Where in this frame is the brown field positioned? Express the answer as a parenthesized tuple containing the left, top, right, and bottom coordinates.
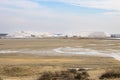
(1, 38, 120, 50)
(0, 38, 120, 80)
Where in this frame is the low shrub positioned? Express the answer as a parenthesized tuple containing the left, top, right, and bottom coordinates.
(99, 67, 120, 79)
(37, 70, 90, 80)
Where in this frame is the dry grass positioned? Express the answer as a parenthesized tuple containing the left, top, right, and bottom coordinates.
(0, 77, 2, 80)
(0, 56, 119, 80)
(0, 65, 65, 77)
(0, 56, 119, 68)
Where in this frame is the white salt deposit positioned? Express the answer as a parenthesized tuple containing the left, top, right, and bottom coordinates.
(0, 47, 120, 61)
(0, 50, 19, 53)
(53, 47, 120, 61)
(53, 47, 110, 57)
(88, 44, 97, 46)
(0, 49, 54, 54)
(110, 53, 120, 61)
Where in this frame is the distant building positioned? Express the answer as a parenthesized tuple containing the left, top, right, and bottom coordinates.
(111, 34, 120, 38)
(66, 32, 110, 38)
(88, 32, 110, 38)
(6, 31, 65, 38)
(52, 34, 65, 38)
(0, 34, 8, 38)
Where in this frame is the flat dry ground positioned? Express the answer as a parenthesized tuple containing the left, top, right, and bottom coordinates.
(0, 38, 120, 80)
(0, 38, 120, 50)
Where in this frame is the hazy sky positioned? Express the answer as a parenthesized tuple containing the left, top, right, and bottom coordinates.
(0, 0, 120, 33)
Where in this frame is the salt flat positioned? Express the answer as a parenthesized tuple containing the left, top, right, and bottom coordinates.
(0, 38, 120, 80)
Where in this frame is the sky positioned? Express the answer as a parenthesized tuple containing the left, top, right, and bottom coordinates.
(0, 0, 120, 34)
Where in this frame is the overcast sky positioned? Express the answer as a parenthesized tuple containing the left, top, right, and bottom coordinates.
(0, 0, 120, 34)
